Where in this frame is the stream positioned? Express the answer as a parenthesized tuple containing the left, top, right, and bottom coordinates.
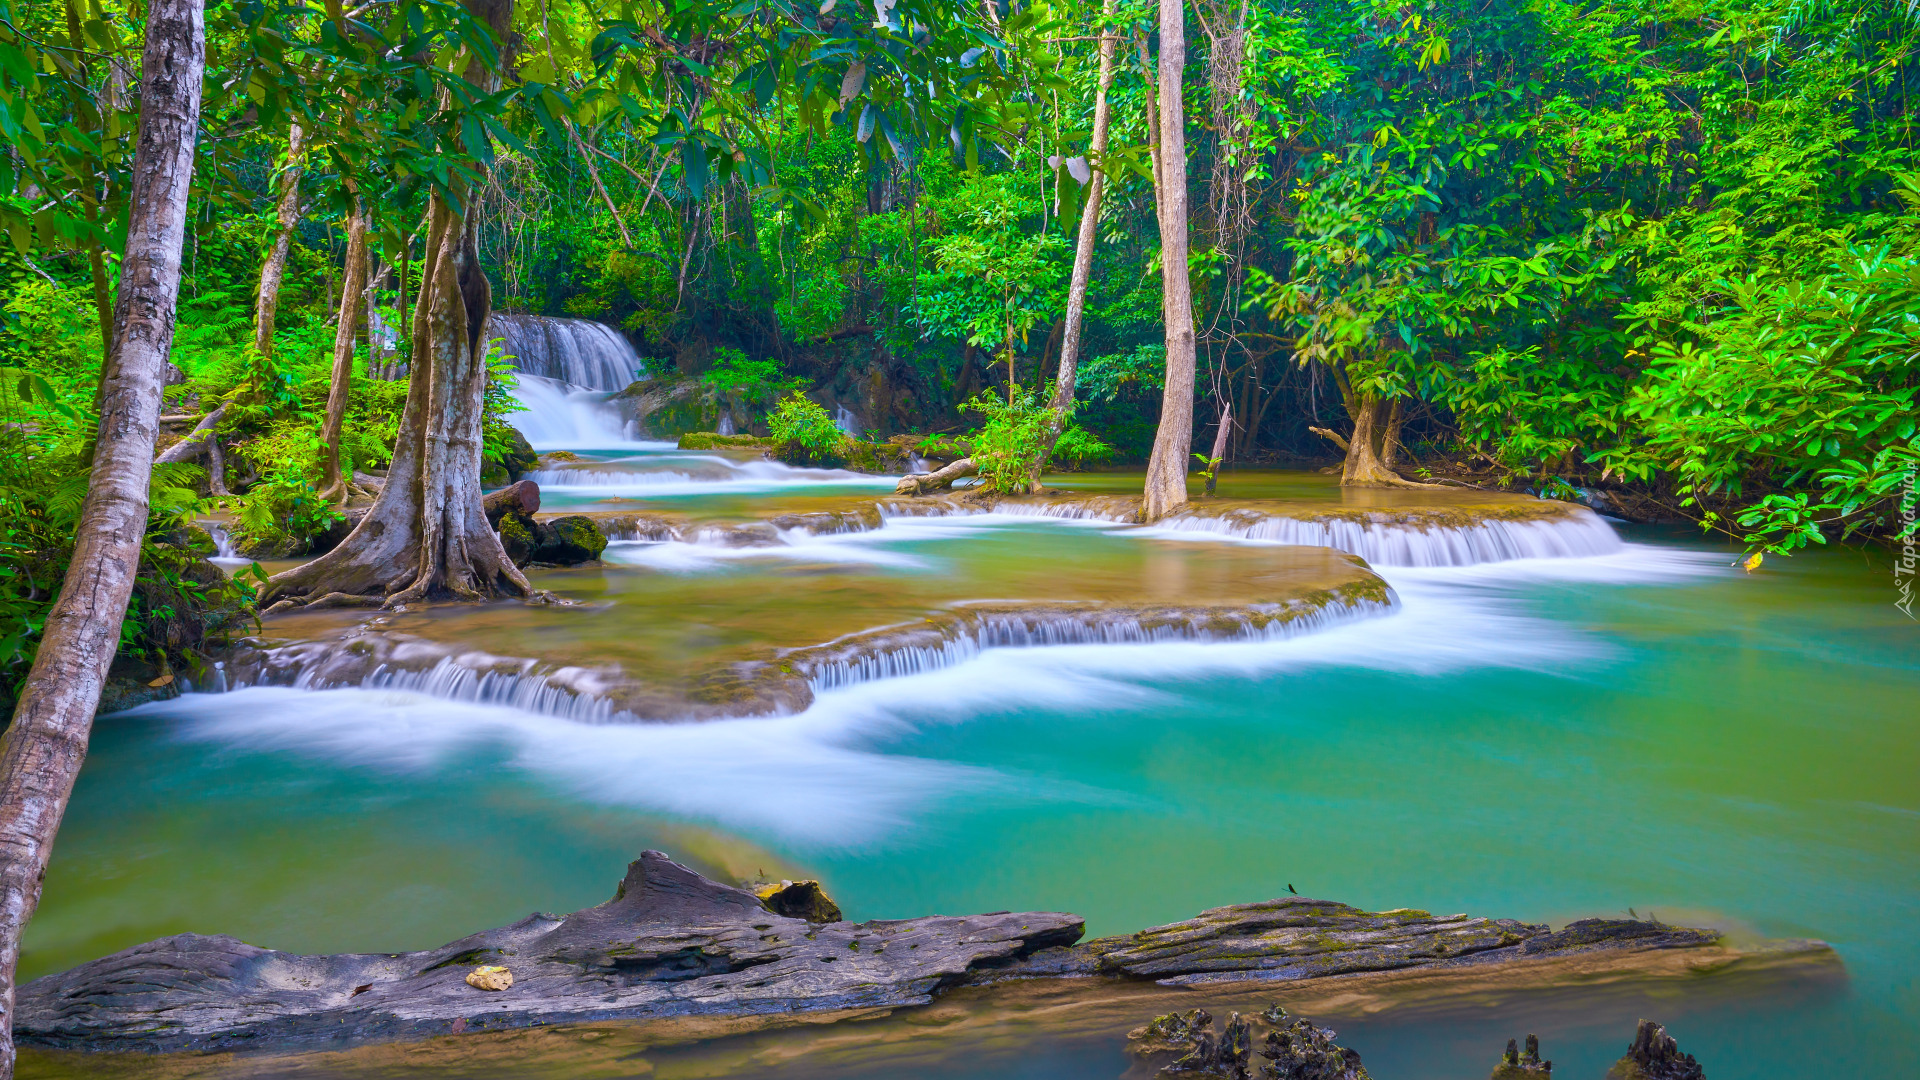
(19, 379, 1920, 1078)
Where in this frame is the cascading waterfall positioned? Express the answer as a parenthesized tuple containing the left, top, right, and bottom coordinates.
(804, 599, 1395, 692)
(351, 659, 634, 724)
(508, 374, 637, 447)
(487, 313, 642, 391)
(1145, 507, 1626, 567)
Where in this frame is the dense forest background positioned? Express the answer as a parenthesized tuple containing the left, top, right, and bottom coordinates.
(3, 0, 1919, 700)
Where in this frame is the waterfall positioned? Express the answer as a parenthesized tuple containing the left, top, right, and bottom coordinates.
(1145, 507, 1626, 567)
(718, 412, 736, 436)
(802, 598, 1395, 692)
(487, 313, 642, 391)
(508, 374, 637, 447)
(833, 403, 860, 435)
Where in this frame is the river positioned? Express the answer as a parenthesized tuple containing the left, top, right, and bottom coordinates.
(18, 393, 1920, 1079)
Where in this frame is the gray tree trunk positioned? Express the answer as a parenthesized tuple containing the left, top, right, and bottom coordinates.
(1030, 0, 1118, 491)
(253, 122, 305, 357)
(319, 201, 369, 502)
(0, 0, 204, 1070)
(264, 0, 532, 609)
(1142, 0, 1196, 521)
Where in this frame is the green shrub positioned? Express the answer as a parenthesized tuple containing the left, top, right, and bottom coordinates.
(962, 390, 1054, 494)
(1052, 423, 1114, 471)
(767, 392, 846, 465)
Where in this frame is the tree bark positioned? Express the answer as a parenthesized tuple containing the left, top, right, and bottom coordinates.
(0, 0, 204, 1069)
(63, 0, 115, 349)
(895, 457, 977, 494)
(1202, 401, 1230, 496)
(254, 122, 305, 357)
(1142, 0, 1196, 521)
(319, 201, 370, 502)
(153, 404, 225, 464)
(264, 0, 533, 610)
(1030, 0, 1118, 492)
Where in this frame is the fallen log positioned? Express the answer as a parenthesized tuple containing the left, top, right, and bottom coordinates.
(16, 851, 1820, 1056)
(895, 456, 976, 495)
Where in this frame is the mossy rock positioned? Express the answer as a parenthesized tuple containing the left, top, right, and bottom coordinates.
(485, 425, 538, 483)
(680, 432, 774, 451)
(532, 515, 609, 565)
(772, 437, 909, 473)
(499, 513, 538, 566)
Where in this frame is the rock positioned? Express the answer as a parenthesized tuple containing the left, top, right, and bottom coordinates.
(17, 851, 1084, 1053)
(498, 512, 538, 566)
(1071, 899, 1719, 987)
(531, 515, 608, 565)
(486, 426, 537, 483)
(484, 479, 542, 525)
(755, 880, 842, 924)
(1606, 1020, 1704, 1080)
(679, 432, 773, 450)
(1259, 1007, 1370, 1080)
(1131, 1006, 1364, 1080)
(464, 965, 512, 991)
(1490, 1033, 1552, 1078)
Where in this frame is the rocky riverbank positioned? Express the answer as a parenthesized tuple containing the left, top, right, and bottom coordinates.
(18, 852, 1829, 1057)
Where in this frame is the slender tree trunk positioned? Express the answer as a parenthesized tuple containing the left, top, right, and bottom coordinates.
(0, 0, 203, 1069)
(254, 122, 305, 357)
(319, 201, 369, 502)
(1203, 401, 1230, 496)
(64, 0, 116, 348)
(1030, 0, 1118, 491)
(264, 0, 533, 609)
(1142, 0, 1197, 521)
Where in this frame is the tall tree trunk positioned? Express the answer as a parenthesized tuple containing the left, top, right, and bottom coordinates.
(264, 0, 533, 610)
(1029, 0, 1118, 491)
(1142, 0, 1196, 521)
(64, 0, 115, 348)
(0, 0, 204, 1069)
(319, 200, 369, 502)
(254, 122, 305, 357)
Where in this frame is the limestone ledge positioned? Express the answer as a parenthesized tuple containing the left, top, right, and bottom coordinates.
(17, 852, 1835, 1056)
(226, 567, 1393, 723)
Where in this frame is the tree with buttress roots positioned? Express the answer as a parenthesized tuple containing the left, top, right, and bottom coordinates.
(264, 0, 539, 611)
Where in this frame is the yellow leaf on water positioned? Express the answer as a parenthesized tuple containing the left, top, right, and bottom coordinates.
(147, 674, 174, 688)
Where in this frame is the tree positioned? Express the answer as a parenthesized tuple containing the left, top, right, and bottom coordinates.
(1031, 0, 1120, 489)
(263, 0, 538, 609)
(0, 0, 205, 1068)
(1142, 0, 1196, 520)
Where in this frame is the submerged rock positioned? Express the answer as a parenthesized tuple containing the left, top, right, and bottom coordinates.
(1606, 1020, 1704, 1080)
(1490, 1033, 1552, 1077)
(18, 851, 1084, 1054)
(1260, 1007, 1370, 1080)
(1130, 1005, 1366, 1080)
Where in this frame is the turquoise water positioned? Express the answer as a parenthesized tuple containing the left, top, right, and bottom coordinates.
(18, 476, 1920, 1077)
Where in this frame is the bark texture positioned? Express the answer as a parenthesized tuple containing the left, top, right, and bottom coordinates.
(319, 202, 369, 502)
(265, 0, 531, 609)
(0, 0, 204, 1071)
(253, 124, 305, 357)
(1142, 0, 1197, 521)
(1030, 0, 1118, 491)
(152, 404, 225, 465)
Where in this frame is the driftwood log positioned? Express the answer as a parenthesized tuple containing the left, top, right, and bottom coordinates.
(17, 851, 1765, 1056)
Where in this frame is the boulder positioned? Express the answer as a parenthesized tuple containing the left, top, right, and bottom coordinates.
(531, 515, 608, 565)
(483, 426, 538, 486)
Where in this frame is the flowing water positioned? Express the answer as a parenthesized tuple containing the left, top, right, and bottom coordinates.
(19, 397, 1920, 1079)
